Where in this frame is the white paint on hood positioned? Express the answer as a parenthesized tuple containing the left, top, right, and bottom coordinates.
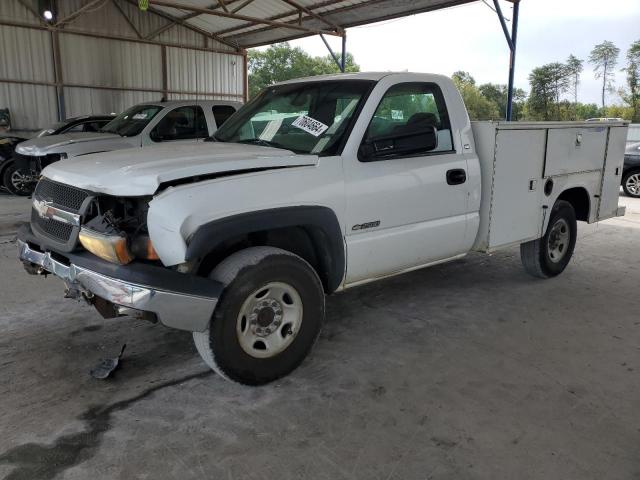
(15, 132, 122, 155)
(42, 142, 318, 196)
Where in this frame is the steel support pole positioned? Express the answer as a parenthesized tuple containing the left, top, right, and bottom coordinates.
(51, 30, 66, 121)
(506, 0, 520, 121)
(340, 33, 346, 73)
(319, 33, 342, 71)
(493, 0, 519, 121)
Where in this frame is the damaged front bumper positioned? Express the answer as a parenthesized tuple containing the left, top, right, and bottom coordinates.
(17, 224, 221, 332)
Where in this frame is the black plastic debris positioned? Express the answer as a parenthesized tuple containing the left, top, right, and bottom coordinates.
(90, 344, 127, 379)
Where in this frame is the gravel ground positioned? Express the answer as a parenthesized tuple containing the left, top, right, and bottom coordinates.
(0, 192, 638, 480)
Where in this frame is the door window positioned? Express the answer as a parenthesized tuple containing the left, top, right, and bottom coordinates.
(151, 106, 208, 142)
(212, 105, 236, 128)
(363, 82, 454, 159)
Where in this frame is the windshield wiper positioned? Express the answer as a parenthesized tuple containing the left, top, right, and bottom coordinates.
(237, 138, 283, 148)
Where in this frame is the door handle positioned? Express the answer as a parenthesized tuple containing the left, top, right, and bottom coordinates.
(446, 169, 467, 185)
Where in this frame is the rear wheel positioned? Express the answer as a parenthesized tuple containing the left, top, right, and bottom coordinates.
(622, 170, 640, 198)
(193, 246, 325, 385)
(2, 161, 35, 196)
(520, 200, 577, 279)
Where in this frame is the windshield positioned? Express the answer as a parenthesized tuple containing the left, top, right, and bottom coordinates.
(35, 121, 67, 138)
(101, 105, 163, 137)
(214, 80, 374, 155)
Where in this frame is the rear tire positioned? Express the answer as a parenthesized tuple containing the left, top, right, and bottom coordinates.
(193, 246, 325, 385)
(622, 170, 640, 198)
(520, 200, 577, 279)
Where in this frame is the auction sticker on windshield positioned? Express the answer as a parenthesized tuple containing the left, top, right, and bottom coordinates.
(292, 115, 329, 137)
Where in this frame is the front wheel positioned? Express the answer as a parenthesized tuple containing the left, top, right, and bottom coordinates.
(520, 200, 577, 279)
(193, 247, 325, 385)
(2, 161, 36, 196)
(622, 170, 640, 198)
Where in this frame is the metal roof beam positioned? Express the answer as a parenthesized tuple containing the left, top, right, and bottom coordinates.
(212, 0, 346, 37)
(147, 0, 341, 37)
(231, 0, 256, 14)
(279, 0, 343, 33)
(123, 0, 241, 50)
(15, 0, 48, 25)
(54, 0, 108, 27)
(112, 0, 143, 38)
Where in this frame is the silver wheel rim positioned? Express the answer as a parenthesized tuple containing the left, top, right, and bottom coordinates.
(547, 218, 570, 263)
(10, 169, 35, 193)
(236, 282, 303, 359)
(626, 173, 640, 196)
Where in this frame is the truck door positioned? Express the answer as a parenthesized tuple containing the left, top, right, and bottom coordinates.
(343, 81, 471, 285)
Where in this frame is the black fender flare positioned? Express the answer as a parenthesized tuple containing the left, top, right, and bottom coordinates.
(185, 206, 345, 293)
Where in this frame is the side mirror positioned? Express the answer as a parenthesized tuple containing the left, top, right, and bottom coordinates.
(359, 125, 438, 161)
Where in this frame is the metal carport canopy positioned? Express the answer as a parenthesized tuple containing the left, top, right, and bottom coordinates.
(146, 0, 520, 119)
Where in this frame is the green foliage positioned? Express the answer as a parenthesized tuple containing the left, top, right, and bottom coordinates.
(247, 43, 359, 98)
(620, 40, 640, 122)
(589, 40, 621, 108)
(527, 66, 555, 120)
(478, 83, 526, 120)
(452, 72, 500, 120)
(452, 71, 476, 87)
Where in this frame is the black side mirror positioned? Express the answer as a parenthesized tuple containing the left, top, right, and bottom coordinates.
(359, 124, 438, 161)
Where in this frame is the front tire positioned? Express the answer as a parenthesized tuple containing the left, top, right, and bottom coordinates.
(622, 170, 640, 198)
(520, 200, 577, 279)
(193, 247, 325, 385)
(2, 161, 35, 196)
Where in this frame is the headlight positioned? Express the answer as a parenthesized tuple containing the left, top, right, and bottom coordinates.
(79, 227, 133, 265)
(131, 234, 159, 261)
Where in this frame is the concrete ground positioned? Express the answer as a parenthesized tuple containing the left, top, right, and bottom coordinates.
(0, 192, 638, 480)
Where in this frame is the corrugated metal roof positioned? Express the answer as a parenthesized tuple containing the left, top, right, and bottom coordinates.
(147, 0, 478, 48)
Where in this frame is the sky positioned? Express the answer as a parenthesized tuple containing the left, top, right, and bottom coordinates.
(284, 0, 640, 106)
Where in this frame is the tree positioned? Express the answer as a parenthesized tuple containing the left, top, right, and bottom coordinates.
(589, 40, 620, 110)
(620, 40, 640, 122)
(247, 43, 359, 98)
(548, 62, 571, 117)
(528, 65, 557, 120)
(452, 71, 476, 87)
(478, 83, 526, 120)
(566, 54, 584, 119)
(451, 72, 500, 120)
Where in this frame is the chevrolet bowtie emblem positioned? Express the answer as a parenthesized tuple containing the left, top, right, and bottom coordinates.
(33, 198, 55, 220)
(32, 198, 81, 226)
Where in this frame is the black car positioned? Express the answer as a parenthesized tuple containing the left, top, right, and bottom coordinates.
(0, 114, 115, 195)
(622, 142, 640, 198)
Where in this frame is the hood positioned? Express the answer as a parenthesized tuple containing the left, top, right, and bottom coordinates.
(626, 142, 640, 155)
(15, 132, 125, 156)
(42, 142, 318, 196)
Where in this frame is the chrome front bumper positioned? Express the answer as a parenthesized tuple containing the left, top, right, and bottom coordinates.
(18, 239, 219, 332)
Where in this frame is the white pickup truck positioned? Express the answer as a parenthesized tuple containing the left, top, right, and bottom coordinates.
(17, 72, 627, 385)
(13, 100, 241, 186)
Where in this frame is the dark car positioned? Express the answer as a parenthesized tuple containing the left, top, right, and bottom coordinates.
(1, 114, 115, 195)
(622, 142, 640, 198)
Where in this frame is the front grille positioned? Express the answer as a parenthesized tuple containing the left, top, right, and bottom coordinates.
(34, 178, 89, 211)
(31, 209, 73, 243)
(31, 178, 91, 249)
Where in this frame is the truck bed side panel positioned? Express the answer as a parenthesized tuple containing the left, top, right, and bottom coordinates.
(598, 126, 627, 220)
